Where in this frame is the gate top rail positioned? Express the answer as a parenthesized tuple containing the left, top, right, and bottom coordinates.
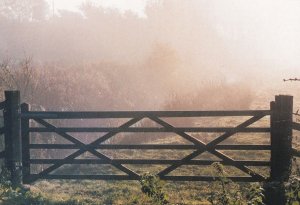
(21, 110, 271, 119)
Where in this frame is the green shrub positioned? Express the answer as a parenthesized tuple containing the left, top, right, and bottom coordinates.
(285, 157, 300, 205)
(208, 162, 265, 205)
(140, 173, 169, 205)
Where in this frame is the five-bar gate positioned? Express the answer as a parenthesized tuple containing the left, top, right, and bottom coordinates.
(0, 91, 298, 188)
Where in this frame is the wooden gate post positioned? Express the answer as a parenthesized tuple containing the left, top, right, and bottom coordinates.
(3, 91, 22, 187)
(270, 95, 293, 181)
(265, 95, 293, 205)
(21, 103, 30, 184)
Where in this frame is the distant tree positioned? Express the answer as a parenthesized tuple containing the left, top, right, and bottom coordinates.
(283, 78, 300, 82)
(0, 0, 49, 22)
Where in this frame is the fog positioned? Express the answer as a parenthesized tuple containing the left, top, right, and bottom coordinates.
(0, 0, 300, 110)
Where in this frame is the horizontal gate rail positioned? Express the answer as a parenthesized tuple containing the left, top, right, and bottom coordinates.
(28, 127, 270, 133)
(28, 174, 264, 182)
(29, 159, 270, 166)
(30, 174, 140, 180)
(160, 175, 264, 182)
(292, 122, 300, 131)
(292, 148, 300, 157)
(29, 144, 271, 150)
(21, 110, 271, 119)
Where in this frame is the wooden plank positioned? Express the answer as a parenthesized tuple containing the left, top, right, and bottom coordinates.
(0, 101, 5, 110)
(21, 103, 31, 184)
(29, 174, 264, 182)
(21, 110, 271, 119)
(216, 144, 271, 150)
(29, 159, 270, 166)
(29, 174, 140, 181)
(29, 144, 271, 150)
(160, 176, 265, 182)
(292, 148, 300, 157)
(292, 122, 300, 131)
(28, 127, 270, 133)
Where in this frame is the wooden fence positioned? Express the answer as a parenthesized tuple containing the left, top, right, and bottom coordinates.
(0, 91, 299, 202)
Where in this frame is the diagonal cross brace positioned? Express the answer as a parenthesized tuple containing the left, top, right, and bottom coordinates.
(34, 119, 139, 175)
(149, 115, 267, 181)
(29, 117, 143, 182)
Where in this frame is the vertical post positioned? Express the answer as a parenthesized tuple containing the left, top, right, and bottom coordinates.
(3, 91, 22, 187)
(270, 95, 293, 181)
(21, 103, 30, 184)
(265, 95, 293, 205)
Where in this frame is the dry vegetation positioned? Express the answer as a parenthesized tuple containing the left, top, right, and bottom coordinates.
(0, 55, 255, 112)
(0, 58, 268, 205)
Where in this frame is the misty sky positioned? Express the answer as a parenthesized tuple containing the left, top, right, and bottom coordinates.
(50, 0, 300, 73)
(210, 1, 300, 69)
(1, 0, 300, 86)
(1, 0, 300, 109)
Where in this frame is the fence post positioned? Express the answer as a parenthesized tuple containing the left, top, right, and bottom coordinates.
(265, 95, 293, 205)
(3, 91, 22, 187)
(21, 103, 30, 184)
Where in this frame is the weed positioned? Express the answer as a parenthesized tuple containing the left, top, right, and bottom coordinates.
(139, 173, 169, 205)
(208, 162, 265, 205)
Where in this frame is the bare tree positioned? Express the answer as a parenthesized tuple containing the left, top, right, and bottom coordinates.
(0, 0, 48, 22)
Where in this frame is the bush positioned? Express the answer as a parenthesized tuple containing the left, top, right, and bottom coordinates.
(208, 162, 265, 205)
(140, 173, 169, 205)
(285, 157, 300, 205)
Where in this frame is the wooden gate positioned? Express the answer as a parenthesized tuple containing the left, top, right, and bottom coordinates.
(0, 91, 298, 186)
